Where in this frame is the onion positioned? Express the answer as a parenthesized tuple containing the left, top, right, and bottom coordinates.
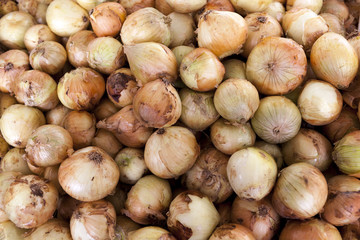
(45, 104, 71, 126)
(114, 215, 141, 239)
(122, 175, 172, 225)
(91, 129, 122, 158)
(210, 118, 256, 155)
(155, 0, 173, 14)
(165, 0, 205, 13)
(272, 162, 328, 219)
(57, 68, 105, 111)
(96, 105, 153, 148)
(172, 45, 195, 67)
(210, 224, 256, 240)
(144, 126, 200, 179)
(57, 195, 81, 222)
(0, 221, 26, 240)
(341, 219, 360, 240)
(265, 2, 285, 22)
(231, 197, 280, 240)
(194, 0, 235, 23)
(182, 148, 233, 203)
(76, 0, 114, 11)
(223, 59, 246, 80)
(168, 12, 195, 48)
(0, 171, 22, 223)
(24, 24, 59, 51)
(279, 219, 342, 240)
(0, 104, 45, 148)
(0, 134, 9, 162)
(4, 174, 58, 228)
(0, 93, 17, 117)
(298, 79, 343, 126)
(46, 0, 89, 37)
(70, 200, 116, 240)
(0, 0, 18, 17)
(197, 10, 247, 59)
(93, 98, 119, 121)
(227, 147, 277, 200)
(320, 13, 345, 36)
(321, 175, 360, 226)
(17, 0, 49, 24)
(214, 78, 259, 123)
(286, 0, 323, 14)
(66, 30, 96, 68)
(128, 226, 176, 240)
(0, 148, 31, 174)
(254, 141, 283, 170)
(105, 186, 127, 215)
(246, 37, 307, 95)
(251, 96, 302, 144)
(230, 0, 272, 14)
(217, 201, 232, 225)
(119, 0, 155, 14)
(321, 0, 349, 22)
(167, 190, 220, 240)
(310, 32, 358, 89)
(63, 111, 96, 149)
(27, 160, 45, 176)
(25, 219, 72, 240)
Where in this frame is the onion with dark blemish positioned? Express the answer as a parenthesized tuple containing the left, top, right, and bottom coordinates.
(58, 146, 120, 201)
(209, 223, 256, 240)
(0, 148, 31, 174)
(25, 219, 72, 240)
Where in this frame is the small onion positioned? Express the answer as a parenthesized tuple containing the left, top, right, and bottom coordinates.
(66, 30, 96, 68)
(0, 104, 45, 148)
(70, 200, 116, 240)
(246, 37, 307, 95)
(279, 219, 342, 240)
(231, 197, 280, 240)
(167, 190, 220, 240)
(76, 0, 114, 11)
(96, 105, 153, 148)
(165, 0, 205, 13)
(264, 2, 285, 22)
(320, 13, 345, 36)
(0, 221, 26, 240)
(119, 0, 155, 14)
(46, 0, 89, 37)
(57, 195, 81, 222)
(128, 226, 176, 240)
(286, 0, 323, 14)
(91, 129, 122, 158)
(197, 10, 247, 59)
(321, 175, 360, 226)
(251, 96, 302, 144)
(298, 79, 343, 126)
(0, 0, 18, 17)
(210, 224, 256, 240)
(272, 162, 328, 219)
(43, 165, 64, 195)
(17, 0, 48, 24)
(144, 126, 200, 179)
(194, 0, 235, 23)
(45, 104, 71, 126)
(217, 201, 232, 225)
(27, 160, 45, 176)
(155, 0, 173, 14)
(172, 45, 195, 67)
(321, 0, 349, 22)
(115, 215, 140, 239)
(0, 148, 31, 174)
(254, 141, 283, 169)
(310, 32, 358, 89)
(210, 118, 256, 155)
(0, 171, 22, 223)
(341, 219, 360, 240)
(223, 59, 246, 80)
(182, 148, 233, 203)
(4, 174, 58, 228)
(122, 175, 172, 225)
(24, 24, 59, 51)
(25, 219, 72, 240)
(0, 93, 17, 117)
(58, 146, 120, 201)
(168, 12, 195, 48)
(93, 98, 119, 121)
(105, 186, 127, 215)
(227, 147, 277, 200)
(230, 0, 272, 14)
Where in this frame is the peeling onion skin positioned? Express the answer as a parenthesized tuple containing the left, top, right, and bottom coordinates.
(24, 24, 59, 52)
(0, 171, 22, 223)
(209, 223, 256, 240)
(272, 162, 328, 220)
(4, 175, 58, 229)
(25, 219, 72, 240)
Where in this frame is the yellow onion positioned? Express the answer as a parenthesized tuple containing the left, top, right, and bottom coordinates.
(210, 118, 256, 155)
(227, 147, 277, 200)
(106, 68, 139, 108)
(91, 129, 122, 158)
(122, 175, 171, 225)
(46, 0, 89, 37)
(165, 0, 205, 13)
(114, 215, 141, 239)
(57, 195, 81, 222)
(222, 59, 246, 80)
(0, 0, 18, 17)
(66, 30, 96, 68)
(321, 0, 349, 22)
(214, 78, 259, 123)
(57, 68, 105, 111)
(17, 0, 49, 24)
(155, 0, 173, 14)
(0, 50, 29, 94)
(25, 219, 72, 240)
(217, 202, 232, 225)
(119, 0, 155, 14)
(25, 124, 73, 167)
(243, 13, 283, 57)
(97, 105, 153, 148)
(114, 148, 147, 184)
(279, 219, 342, 240)
(0, 11, 35, 49)
(0, 172, 22, 223)
(0, 93, 17, 117)
(172, 45, 195, 67)
(70, 200, 116, 240)
(246, 37, 307, 95)
(287, 0, 323, 14)
(13, 70, 59, 111)
(254, 141, 283, 169)
(0, 134, 9, 161)
(76, 0, 116, 11)
(93, 98, 119, 121)
(59, 146, 120, 201)
(320, 13, 345, 36)
(45, 104, 71, 126)
(210, 224, 256, 240)
(0, 221, 26, 240)
(298, 79, 343, 126)
(63, 111, 96, 149)
(180, 48, 225, 92)
(124, 42, 177, 85)
(121, 8, 171, 46)
(282, 128, 333, 171)
(264, 2, 285, 22)
(4, 174, 58, 228)
(105, 186, 127, 215)
(321, 175, 360, 226)
(133, 79, 181, 128)
(43, 165, 64, 195)
(182, 148, 233, 203)
(167, 190, 220, 240)
(194, 0, 235, 23)
(24, 24, 59, 51)
(0, 104, 45, 148)
(230, 0, 272, 14)
(341, 219, 360, 240)
(179, 88, 219, 131)
(0, 149, 31, 175)
(144, 126, 200, 179)
(128, 226, 175, 240)
(231, 197, 280, 240)
(168, 12, 195, 48)
(89, 2, 126, 37)
(272, 162, 328, 219)
(310, 32, 358, 89)
(251, 96, 302, 144)
(197, 10, 247, 59)
(27, 160, 45, 176)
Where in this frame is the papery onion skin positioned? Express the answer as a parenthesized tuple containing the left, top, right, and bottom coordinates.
(57, 195, 82, 222)
(25, 219, 72, 240)
(165, 0, 206, 13)
(0, 93, 17, 117)
(0, 171, 22, 223)
(91, 129, 122, 158)
(105, 186, 127, 215)
(321, 0, 349, 22)
(114, 215, 141, 239)
(0, 220, 27, 240)
(320, 13, 345, 36)
(4, 174, 58, 229)
(264, 2, 285, 22)
(341, 219, 360, 240)
(66, 30, 96, 68)
(128, 226, 176, 240)
(209, 223, 256, 240)
(119, 0, 155, 14)
(58, 146, 120, 202)
(0, 0, 18, 17)
(195, 0, 235, 23)
(254, 141, 283, 170)
(93, 98, 119, 121)
(310, 32, 358, 89)
(230, 0, 272, 14)
(168, 12, 195, 48)
(76, 0, 115, 11)
(286, 0, 323, 13)
(279, 219, 342, 240)
(155, 0, 173, 15)
(45, 104, 71, 126)
(246, 37, 307, 95)
(0, 148, 31, 174)
(222, 59, 246, 80)
(24, 24, 59, 51)
(272, 162, 328, 219)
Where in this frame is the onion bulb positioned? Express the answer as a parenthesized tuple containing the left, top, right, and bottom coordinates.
(91, 129, 122, 158)
(341, 219, 360, 240)
(230, 0, 272, 14)
(93, 98, 119, 121)
(223, 59, 246, 80)
(265, 2, 285, 22)
(167, 190, 220, 240)
(168, 12, 195, 48)
(45, 104, 71, 126)
(246, 37, 307, 95)
(128, 226, 176, 240)
(0, 134, 9, 162)
(66, 30, 96, 68)
(58, 146, 120, 201)
(0, 93, 17, 117)
(321, 0, 349, 22)
(0, 171, 22, 223)
(115, 215, 141, 239)
(272, 162, 328, 219)
(155, 0, 173, 15)
(165, 0, 205, 13)
(57, 195, 81, 222)
(172, 45, 195, 67)
(251, 96, 302, 144)
(105, 186, 127, 216)
(0, 148, 31, 174)
(114, 148, 147, 184)
(320, 13, 345, 36)
(25, 219, 72, 240)
(254, 141, 283, 170)
(24, 24, 59, 51)
(210, 224, 256, 240)
(76, 0, 114, 11)
(0, 0, 18, 17)
(0, 221, 26, 240)
(286, 0, 323, 14)
(119, 0, 155, 14)
(144, 126, 200, 179)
